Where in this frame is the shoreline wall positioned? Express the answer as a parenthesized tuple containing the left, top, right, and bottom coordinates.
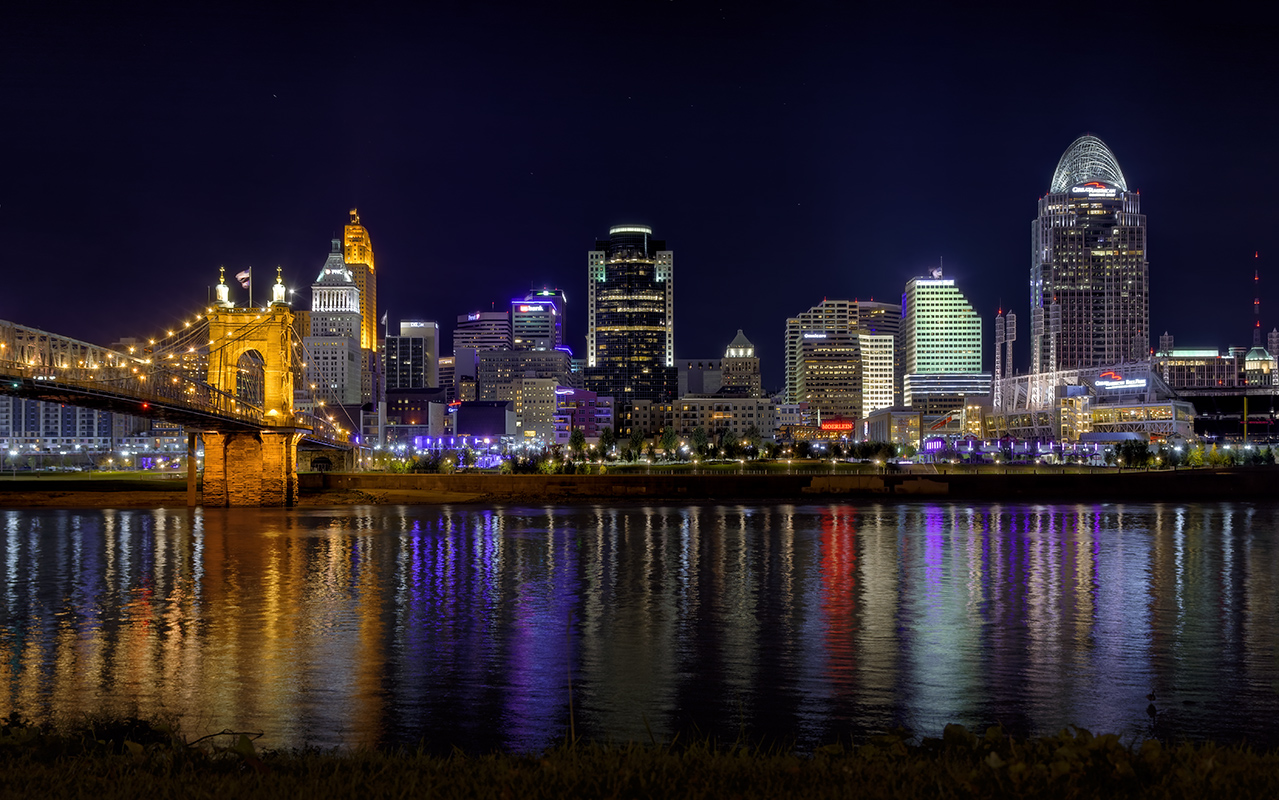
(306, 467, 1277, 503)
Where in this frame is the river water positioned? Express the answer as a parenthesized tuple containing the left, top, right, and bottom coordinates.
(2, 501, 1277, 752)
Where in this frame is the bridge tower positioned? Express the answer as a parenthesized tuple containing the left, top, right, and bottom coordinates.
(200, 271, 303, 506)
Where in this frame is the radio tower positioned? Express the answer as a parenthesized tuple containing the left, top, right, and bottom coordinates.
(1255, 251, 1262, 347)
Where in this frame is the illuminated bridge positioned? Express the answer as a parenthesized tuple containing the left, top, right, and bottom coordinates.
(1, 300, 354, 507)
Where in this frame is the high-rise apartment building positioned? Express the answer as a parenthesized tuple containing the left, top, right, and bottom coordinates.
(384, 320, 439, 390)
(1032, 135, 1148, 372)
(585, 225, 676, 402)
(454, 311, 512, 354)
(512, 289, 566, 351)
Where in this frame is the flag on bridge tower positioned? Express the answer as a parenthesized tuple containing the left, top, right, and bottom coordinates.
(235, 267, 251, 288)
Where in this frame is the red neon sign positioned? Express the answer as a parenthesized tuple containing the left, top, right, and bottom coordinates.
(1099, 370, 1122, 380)
(820, 420, 854, 431)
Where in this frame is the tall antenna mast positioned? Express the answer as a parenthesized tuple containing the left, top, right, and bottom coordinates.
(1254, 251, 1262, 347)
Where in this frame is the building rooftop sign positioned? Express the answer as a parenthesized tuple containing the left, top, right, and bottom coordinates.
(1096, 369, 1147, 390)
(1071, 181, 1118, 197)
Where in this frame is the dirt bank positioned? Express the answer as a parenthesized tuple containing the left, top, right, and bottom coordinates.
(0, 488, 485, 509)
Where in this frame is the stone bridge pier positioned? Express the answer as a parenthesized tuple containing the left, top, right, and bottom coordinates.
(202, 430, 302, 507)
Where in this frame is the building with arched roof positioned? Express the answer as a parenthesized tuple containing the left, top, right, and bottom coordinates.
(1032, 135, 1148, 376)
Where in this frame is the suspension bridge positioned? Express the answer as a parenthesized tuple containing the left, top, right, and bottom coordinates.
(1, 298, 355, 507)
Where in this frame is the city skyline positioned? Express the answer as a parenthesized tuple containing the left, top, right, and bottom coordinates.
(5, 4, 1277, 392)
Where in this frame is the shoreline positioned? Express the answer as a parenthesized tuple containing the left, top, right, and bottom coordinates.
(2, 717, 1277, 798)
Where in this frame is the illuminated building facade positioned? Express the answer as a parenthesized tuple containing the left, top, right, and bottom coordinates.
(342, 209, 382, 406)
(585, 225, 676, 402)
(1032, 135, 1148, 373)
(304, 239, 363, 407)
(797, 330, 862, 423)
(901, 272, 983, 412)
(453, 311, 512, 354)
(553, 389, 614, 444)
(671, 395, 775, 441)
(492, 376, 560, 441)
(902, 273, 981, 377)
(384, 320, 439, 390)
(988, 362, 1194, 442)
(344, 208, 376, 352)
(860, 334, 895, 419)
(785, 300, 898, 405)
(477, 348, 573, 399)
(511, 289, 566, 351)
(722, 329, 763, 397)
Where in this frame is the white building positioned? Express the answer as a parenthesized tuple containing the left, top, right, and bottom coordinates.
(860, 334, 895, 419)
(303, 239, 364, 408)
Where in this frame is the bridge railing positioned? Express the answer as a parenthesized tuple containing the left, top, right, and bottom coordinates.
(1, 318, 354, 446)
(1, 320, 263, 424)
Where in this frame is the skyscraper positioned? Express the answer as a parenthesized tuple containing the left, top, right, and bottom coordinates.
(384, 320, 439, 390)
(1032, 135, 1148, 372)
(721, 329, 762, 397)
(902, 273, 981, 376)
(901, 271, 986, 409)
(860, 334, 895, 419)
(511, 289, 566, 351)
(797, 330, 863, 422)
(454, 311, 512, 353)
(784, 300, 898, 405)
(304, 239, 363, 406)
(344, 209, 376, 352)
(585, 224, 676, 402)
(343, 209, 382, 405)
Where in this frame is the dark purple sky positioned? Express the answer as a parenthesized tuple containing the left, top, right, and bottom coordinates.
(5, 2, 1277, 391)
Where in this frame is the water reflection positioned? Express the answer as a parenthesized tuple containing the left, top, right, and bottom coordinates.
(3, 502, 1279, 752)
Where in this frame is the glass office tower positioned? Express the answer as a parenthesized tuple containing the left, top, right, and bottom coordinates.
(1032, 135, 1148, 372)
(585, 225, 676, 402)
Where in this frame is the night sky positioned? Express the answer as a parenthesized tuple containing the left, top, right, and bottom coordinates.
(6, 2, 1277, 391)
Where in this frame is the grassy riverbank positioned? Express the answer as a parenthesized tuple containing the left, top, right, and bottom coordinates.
(3, 715, 1277, 799)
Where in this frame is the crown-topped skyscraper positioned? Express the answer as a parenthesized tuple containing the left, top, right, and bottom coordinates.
(1031, 135, 1149, 373)
(342, 209, 383, 406)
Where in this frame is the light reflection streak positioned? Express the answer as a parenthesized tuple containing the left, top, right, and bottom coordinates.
(1, 503, 1279, 751)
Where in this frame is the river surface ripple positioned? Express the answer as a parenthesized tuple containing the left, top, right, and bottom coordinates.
(2, 501, 1277, 752)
